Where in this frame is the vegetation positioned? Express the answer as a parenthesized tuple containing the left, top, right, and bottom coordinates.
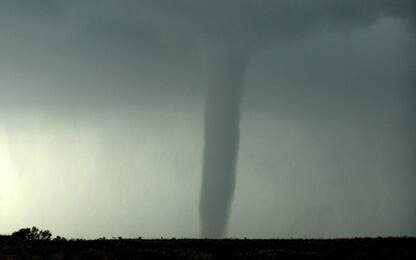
(11, 226, 52, 241)
(1, 227, 415, 259)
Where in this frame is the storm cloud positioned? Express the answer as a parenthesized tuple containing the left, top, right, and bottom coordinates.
(0, 1, 415, 238)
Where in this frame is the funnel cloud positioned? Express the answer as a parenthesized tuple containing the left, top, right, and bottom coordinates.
(200, 44, 249, 238)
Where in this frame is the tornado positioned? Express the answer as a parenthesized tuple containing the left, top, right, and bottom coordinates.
(199, 43, 250, 238)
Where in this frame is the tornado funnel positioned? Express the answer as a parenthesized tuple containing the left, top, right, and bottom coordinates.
(199, 44, 249, 238)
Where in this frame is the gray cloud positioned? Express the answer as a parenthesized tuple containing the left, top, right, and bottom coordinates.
(1, 1, 414, 111)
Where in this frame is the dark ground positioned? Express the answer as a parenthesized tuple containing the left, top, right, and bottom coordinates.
(0, 236, 415, 259)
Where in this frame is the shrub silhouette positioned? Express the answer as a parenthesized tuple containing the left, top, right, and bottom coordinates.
(12, 227, 52, 241)
(11, 228, 31, 240)
(39, 229, 52, 240)
(53, 236, 67, 241)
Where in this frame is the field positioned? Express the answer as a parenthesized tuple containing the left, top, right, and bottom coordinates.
(1, 236, 415, 259)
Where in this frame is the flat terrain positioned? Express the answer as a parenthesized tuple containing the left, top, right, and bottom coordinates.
(0, 236, 415, 259)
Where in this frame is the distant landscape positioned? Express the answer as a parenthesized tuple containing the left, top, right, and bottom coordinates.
(1, 227, 415, 259)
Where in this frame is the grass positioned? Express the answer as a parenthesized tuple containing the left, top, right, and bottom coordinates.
(1, 235, 415, 259)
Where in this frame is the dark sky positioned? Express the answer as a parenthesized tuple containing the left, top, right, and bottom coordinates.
(0, 1, 415, 238)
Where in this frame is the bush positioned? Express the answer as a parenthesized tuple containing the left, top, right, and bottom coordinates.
(39, 229, 52, 240)
(11, 228, 31, 240)
(12, 227, 52, 241)
(53, 236, 67, 241)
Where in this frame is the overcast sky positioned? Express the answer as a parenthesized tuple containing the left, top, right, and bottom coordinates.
(0, 1, 415, 238)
